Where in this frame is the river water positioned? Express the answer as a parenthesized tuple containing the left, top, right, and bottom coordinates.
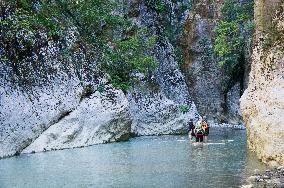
(0, 128, 265, 188)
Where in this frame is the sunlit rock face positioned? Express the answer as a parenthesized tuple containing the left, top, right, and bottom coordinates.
(181, 0, 244, 124)
(0, 75, 81, 158)
(126, 0, 199, 136)
(0, 6, 131, 157)
(240, 0, 284, 166)
(0, 34, 132, 157)
(22, 88, 131, 154)
(1, 77, 131, 157)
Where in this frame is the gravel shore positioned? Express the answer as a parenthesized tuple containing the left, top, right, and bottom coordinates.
(242, 166, 284, 188)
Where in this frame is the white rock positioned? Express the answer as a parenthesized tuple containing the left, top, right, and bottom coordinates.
(22, 88, 131, 153)
(240, 25, 284, 166)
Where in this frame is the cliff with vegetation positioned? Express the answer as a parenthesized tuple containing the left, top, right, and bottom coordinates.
(0, 0, 198, 158)
(1, 0, 283, 164)
(126, 0, 199, 136)
(0, 0, 137, 157)
(180, 0, 254, 124)
(240, 0, 284, 166)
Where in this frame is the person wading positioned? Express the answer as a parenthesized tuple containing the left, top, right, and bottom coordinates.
(194, 120, 204, 144)
(202, 117, 209, 142)
(188, 119, 195, 141)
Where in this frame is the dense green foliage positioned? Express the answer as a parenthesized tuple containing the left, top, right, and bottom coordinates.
(145, 0, 191, 65)
(103, 33, 158, 91)
(145, 0, 166, 13)
(214, 0, 254, 66)
(0, 0, 157, 91)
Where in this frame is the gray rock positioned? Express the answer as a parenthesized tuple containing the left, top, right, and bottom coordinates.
(181, 0, 244, 124)
(22, 88, 131, 153)
(0, 7, 131, 157)
(0, 76, 83, 158)
(240, 0, 284, 166)
(246, 166, 284, 188)
(126, 1, 199, 135)
(248, 175, 258, 183)
(263, 175, 271, 180)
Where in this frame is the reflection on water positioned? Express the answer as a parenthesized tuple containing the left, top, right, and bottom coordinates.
(0, 129, 265, 188)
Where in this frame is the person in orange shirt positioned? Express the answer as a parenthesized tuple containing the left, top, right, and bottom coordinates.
(201, 117, 209, 142)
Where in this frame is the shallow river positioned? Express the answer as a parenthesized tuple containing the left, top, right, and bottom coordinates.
(0, 128, 266, 188)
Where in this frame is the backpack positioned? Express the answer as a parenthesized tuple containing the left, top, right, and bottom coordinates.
(195, 127, 204, 137)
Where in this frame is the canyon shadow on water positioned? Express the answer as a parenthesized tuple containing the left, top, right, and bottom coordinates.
(0, 128, 265, 188)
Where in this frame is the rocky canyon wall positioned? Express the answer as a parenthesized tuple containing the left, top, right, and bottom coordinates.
(0, 20, 132, 158)
(0, 0, 199, 158)
(0, 3, 134, 158)
(180, 0, 244, 124)
(1, 0, 266, 159)
(126, 0, 199, 136)
(240, 0, 284, 166)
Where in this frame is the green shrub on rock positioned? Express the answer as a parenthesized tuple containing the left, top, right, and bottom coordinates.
(214, 0, 254, 67)
(0, 0, 157, 91)
(213, 0, 254, 92)
(179, 104, 190, 114)
(102, 33, 158, 91)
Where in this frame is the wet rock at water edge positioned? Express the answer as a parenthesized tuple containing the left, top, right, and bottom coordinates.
(21, 88, 132, 154)
(246, 166, 284, 188)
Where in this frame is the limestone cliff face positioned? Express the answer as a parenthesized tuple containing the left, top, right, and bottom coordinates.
(128, 40, 198, 136)
(240, 0, 284, 166)
(0, 1, 198, 158)
(126, 0, 199, 135)
(0, 59, 132, 158)
(0, 5, 131, 158)
(22, 88, 131, 154)
(181, 0, 243, 123)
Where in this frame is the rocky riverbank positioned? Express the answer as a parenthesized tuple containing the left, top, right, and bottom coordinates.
(242, 166, 284, 188)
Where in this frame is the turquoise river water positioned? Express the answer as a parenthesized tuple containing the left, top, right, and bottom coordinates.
(0, 128, 266, 188)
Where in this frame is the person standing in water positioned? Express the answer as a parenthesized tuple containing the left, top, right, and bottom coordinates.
(194, 120, 204, 144)
(202, 116, 209, 142)
(188, 119, 195, 141)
